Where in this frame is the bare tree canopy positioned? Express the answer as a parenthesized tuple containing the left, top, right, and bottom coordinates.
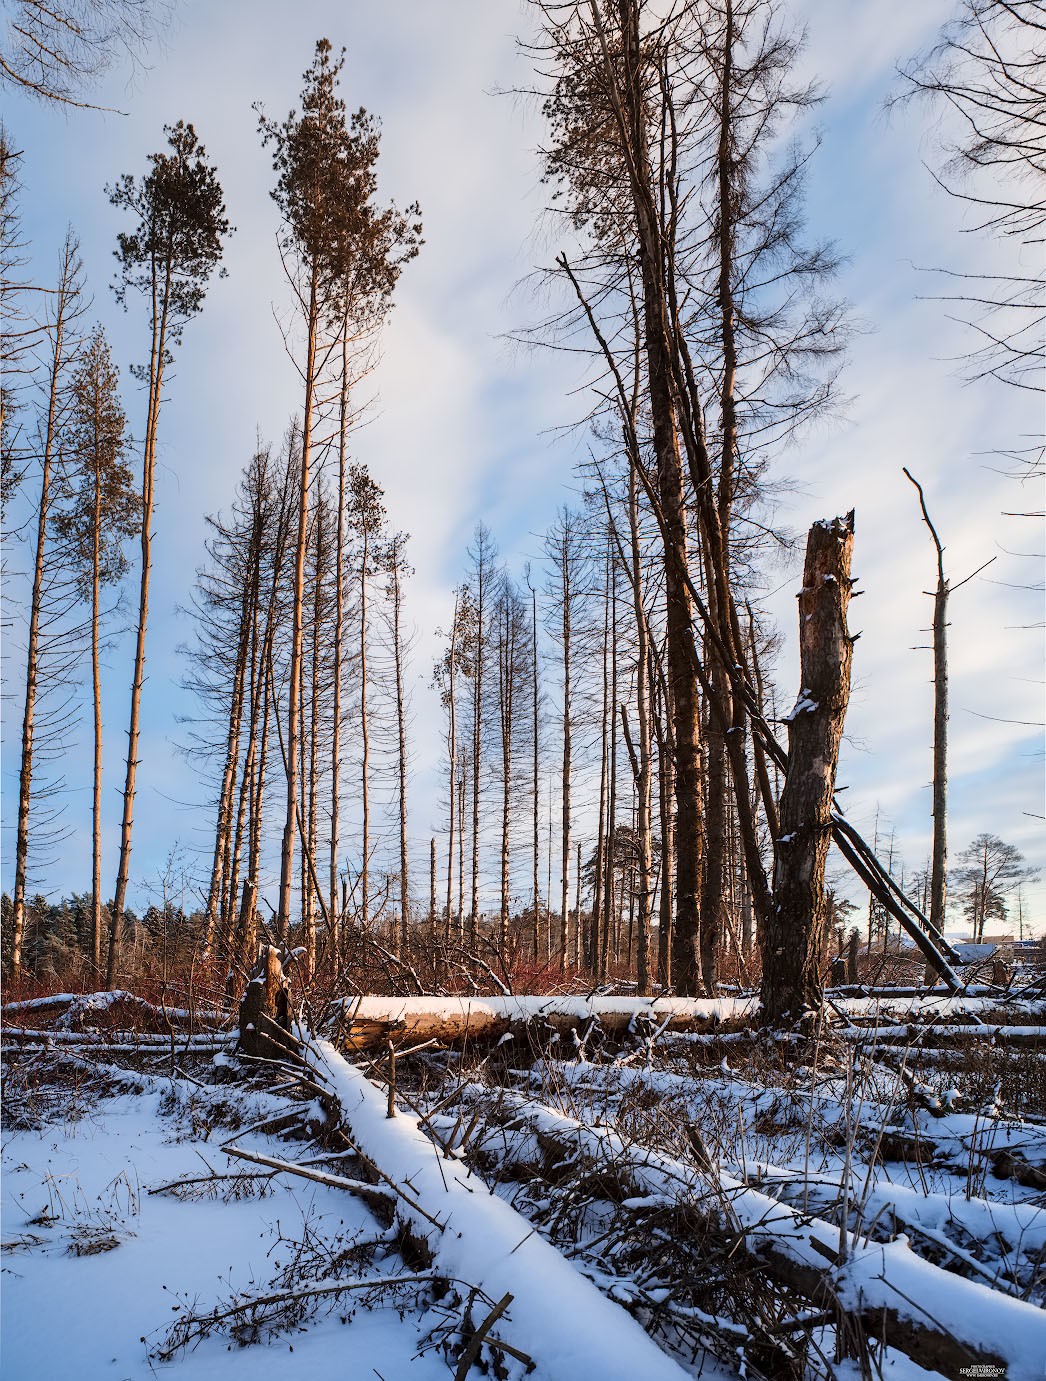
(898, 0, 1046, 393)
(1, 0, 166, 108)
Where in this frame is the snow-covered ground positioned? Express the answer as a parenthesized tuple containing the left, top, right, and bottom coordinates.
(3, 1000, 1045, 1380)
(1, 1082, 448, 1381)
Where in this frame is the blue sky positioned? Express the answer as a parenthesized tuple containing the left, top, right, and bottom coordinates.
(3, 0, 1043, 931)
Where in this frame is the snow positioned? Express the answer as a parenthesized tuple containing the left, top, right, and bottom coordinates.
(496, 1092, 1046, 1381)
(314, 1037, 713, 1381)
(5, 1000, 1044, 1380)
(0, 1087, 448, 1381)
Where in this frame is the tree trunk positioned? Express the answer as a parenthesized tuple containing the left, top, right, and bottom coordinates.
(530, 581, 540, 958)
(574, 841, 582, 969)
(277, 268, 319, 941)
(761, 513, 856, 1025)
(226, 525, 263, 969)
(11, 250, 76, 979)
(651, 653, 675, 989)
(497, 597, 515, 957)
(203, 577, 252, 955)
(429, 837, 438, 945)
(305, 504, 325, 977)
(559, 535, 572, 974)
(590, 549, 611, 973)
(457, 765, 466, 941)
(238, 945, 298, 1063)
(360, 520, 371, 933)
(625, 463, 653, 994)
(601, 0, 704, 996)
(445, 592, 459, 943)
(469, 558, 487, 949)
(109, 263, 172, 986)
(331, 326, 350, 932)
(90, 459, 103, 973)
(600, 570, 618, 982)
(904, 469, 950, 939)
(392, 547, 410, 955)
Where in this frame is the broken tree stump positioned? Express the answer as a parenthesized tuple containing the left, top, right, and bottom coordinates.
(238, 945, 300, 1063)
(761, 512, 856, 1025)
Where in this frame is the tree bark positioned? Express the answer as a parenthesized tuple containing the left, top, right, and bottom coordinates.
(429, 836, 438, 944)
(558, 530, 573, 974)
(90, 440, 103, 973)
(624, 464, 653, 994)
(360, 518, 372, 934)
(392, 543, 410, 955)
(445, 591, 459, 943)
(761, 513, 856, 1025)
(530, 580, 540, 958)
(108, 258, 172, 986)
(331, 324, 350, 933)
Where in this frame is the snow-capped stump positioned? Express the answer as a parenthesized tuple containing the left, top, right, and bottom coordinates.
(238, 945, 300, 1063)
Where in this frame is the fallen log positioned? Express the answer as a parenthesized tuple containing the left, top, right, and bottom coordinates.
(494, 1093, 1046, 1381)
(331, 994, 756, 1051)
(312, 1039, 693, 1381)
(836, 1022, 1046, 1048)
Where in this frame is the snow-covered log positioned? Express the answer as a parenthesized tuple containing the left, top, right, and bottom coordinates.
(331, 994, 755, 1050)
(312, 1039, 706, 1381)
(499, 1094, 1046, 1381)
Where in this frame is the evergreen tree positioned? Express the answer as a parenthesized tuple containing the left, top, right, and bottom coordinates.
(106, 120, 230, 986)
(54, 324, 139, 972)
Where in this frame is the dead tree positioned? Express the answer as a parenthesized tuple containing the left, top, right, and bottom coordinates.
(54, 324, 138, 973)
(546, 507, 583, 972)
(387, 532, 413, 955)
(9, 236, 83, 978)
(761, 513, 856, 1025)
(347, 463, 387, 935)
(526, 566, 541, 957)
(466, 525, 497, 946)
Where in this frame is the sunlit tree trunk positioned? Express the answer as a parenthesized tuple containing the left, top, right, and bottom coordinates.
(277, 266, 319, 940)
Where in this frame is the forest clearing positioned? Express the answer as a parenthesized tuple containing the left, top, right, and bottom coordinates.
(2, 1, 1044, 1378)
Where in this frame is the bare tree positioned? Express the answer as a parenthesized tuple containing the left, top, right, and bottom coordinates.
(492, 571, 531, 956)
(465, 523, 497, 946)
(1, 131, 43, 521)
(1, 0, 165, 108)
(9, 234, 84, 977)
(385, 531, 413, 953)
(898, 0, 1045, 394)
(525, 564, 542, 956)
(545, 507, 584, 970)
(345, 462, 387, 933)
